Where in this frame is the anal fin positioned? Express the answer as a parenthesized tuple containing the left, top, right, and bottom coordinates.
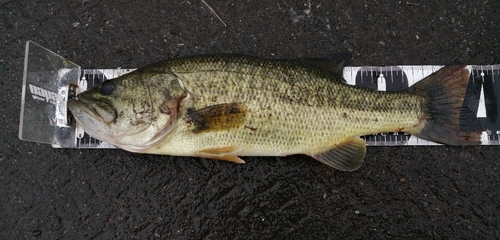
(308, 137, 366, 171)
(196, 146, 245, 164)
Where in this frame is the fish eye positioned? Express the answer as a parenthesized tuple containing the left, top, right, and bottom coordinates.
(99, 81, 115, 95)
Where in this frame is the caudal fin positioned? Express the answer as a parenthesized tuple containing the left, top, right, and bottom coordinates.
(409, 65, 481, 145)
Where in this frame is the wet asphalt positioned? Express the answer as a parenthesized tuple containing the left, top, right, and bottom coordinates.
(1, 0, 499, 239)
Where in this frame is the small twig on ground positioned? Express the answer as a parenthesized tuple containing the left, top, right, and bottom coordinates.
(201, 0, 227, 27)
(405, 2, 420, 6)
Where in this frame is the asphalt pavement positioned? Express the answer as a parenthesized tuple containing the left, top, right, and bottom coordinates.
(1, 0, 499, 238)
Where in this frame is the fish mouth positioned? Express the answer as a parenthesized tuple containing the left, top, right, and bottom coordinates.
(67, 95, 117, 124)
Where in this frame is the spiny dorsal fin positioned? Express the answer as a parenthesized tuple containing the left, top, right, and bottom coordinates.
(295, 51, 352, 78)
(308, 137, 366, 171)
(184, 102, 247, 133)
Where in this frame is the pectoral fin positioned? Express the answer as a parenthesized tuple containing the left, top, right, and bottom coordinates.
(308, 137, 366, 171)
(196, 146, 245, 163)
(185, 103, 247, 133)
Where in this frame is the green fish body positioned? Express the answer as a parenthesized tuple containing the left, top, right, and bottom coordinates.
(68, 54, 479, 171)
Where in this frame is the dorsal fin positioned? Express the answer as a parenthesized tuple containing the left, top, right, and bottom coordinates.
(295, 51, 353, 77)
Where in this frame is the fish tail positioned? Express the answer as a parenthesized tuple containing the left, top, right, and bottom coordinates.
(409, 65, 481, 145)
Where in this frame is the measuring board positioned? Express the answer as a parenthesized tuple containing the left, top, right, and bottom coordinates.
(19, 41, 500, 149)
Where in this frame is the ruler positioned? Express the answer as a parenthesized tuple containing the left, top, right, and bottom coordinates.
(19, 41, 500, 149)
(74, 65, 500, 148)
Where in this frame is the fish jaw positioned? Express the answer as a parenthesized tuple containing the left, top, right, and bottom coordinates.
(68, 94, 116, 124)
(67, 96, 119, 144)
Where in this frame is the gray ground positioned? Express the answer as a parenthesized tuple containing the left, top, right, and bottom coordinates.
(1, 0, 499, 239)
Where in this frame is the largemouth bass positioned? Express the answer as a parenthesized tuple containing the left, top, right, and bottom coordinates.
(67, 54, 480, 171)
